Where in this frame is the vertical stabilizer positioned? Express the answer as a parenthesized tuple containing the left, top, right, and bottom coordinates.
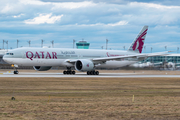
(128, 26, 148, 53)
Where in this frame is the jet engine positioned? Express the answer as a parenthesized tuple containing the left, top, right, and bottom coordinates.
(33, 66, 52, 71)
(75, 59, 94, 72)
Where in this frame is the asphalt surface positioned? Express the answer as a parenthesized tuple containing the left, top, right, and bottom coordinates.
(1, 72, 180, 78)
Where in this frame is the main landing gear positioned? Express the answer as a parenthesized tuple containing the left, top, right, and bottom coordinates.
(63, 70, 76, 75)
(87, 71, 99, 75)
(63, 67, 76, 75)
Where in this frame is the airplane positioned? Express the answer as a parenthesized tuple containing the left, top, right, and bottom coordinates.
(130, 62, 155, 68)
(3, 26, 169, 75)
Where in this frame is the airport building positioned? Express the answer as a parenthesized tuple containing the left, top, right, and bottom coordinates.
(142, 54, 180, 63)
(76, 41, 90, 49)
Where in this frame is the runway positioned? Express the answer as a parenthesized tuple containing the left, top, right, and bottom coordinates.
(1, 72, 180, 78)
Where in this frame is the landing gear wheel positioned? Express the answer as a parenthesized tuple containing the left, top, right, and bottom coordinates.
(87, 71, 90, 75)
(95, 71, 99, 75)
(87, 71, 99, 75)
(63, 69, 76, 75)
(63, 71, 67, 74)
(72, 71, 75, 75)
(90, 71, 93, 75)
(14, 71, 19, 74)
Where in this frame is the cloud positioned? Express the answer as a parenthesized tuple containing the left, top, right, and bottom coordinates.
(24, 13, 63, 24)
(1, 0, 180, 26)
(13, 14, 24, 18)
(19, 0, 96, 9)
(1, 0, 180, 52)
(52, 1, 97, 9)
(129, 2, 180, 9)
(107, 21, 128, 26)
(40, 0, 180, 6)
(1, 4, 12, 13)
(76, 21, 128, 26)
(19, 0, 48, 5)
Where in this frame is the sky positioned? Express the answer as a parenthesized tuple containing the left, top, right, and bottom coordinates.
(1, 0, 180, 53)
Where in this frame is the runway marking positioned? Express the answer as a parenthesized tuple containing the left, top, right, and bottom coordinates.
(0, 71, 14, 74)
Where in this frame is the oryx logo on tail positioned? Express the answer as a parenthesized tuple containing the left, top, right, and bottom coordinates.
(128, 26, 148, 53)
(132, 29, 147, 53)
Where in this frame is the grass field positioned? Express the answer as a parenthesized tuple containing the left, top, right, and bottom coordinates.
(0, 77, 180, 120)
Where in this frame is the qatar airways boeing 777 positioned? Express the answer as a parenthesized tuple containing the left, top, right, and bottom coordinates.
(3, 26, 168, 75)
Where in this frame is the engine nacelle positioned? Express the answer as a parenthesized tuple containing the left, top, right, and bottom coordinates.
(33, 66, 52, 71)
(75, 59, 94, 72)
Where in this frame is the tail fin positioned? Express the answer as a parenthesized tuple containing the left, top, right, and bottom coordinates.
(128, 26, 148, 53)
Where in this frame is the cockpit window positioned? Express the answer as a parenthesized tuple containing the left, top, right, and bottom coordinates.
(6, 53, 14, 55)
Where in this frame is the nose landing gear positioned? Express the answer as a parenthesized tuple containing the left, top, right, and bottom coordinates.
(11, 64, 19, 74)
(14, 70, 19, 74)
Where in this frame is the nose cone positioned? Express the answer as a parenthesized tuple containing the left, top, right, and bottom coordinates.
(3, 55, 8, 62)
(3, 55, 12, 64)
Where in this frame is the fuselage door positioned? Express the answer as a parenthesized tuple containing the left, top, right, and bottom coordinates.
(22, 52, 25, 59)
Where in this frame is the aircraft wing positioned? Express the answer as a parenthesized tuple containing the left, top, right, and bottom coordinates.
(66, 51, 169, 63)
(66, 54, 146, 63)
(145, 51, 170, 57)
(92, 51, 169, 62)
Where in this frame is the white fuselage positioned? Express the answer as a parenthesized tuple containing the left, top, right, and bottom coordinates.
(3, 47, 141, 69)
